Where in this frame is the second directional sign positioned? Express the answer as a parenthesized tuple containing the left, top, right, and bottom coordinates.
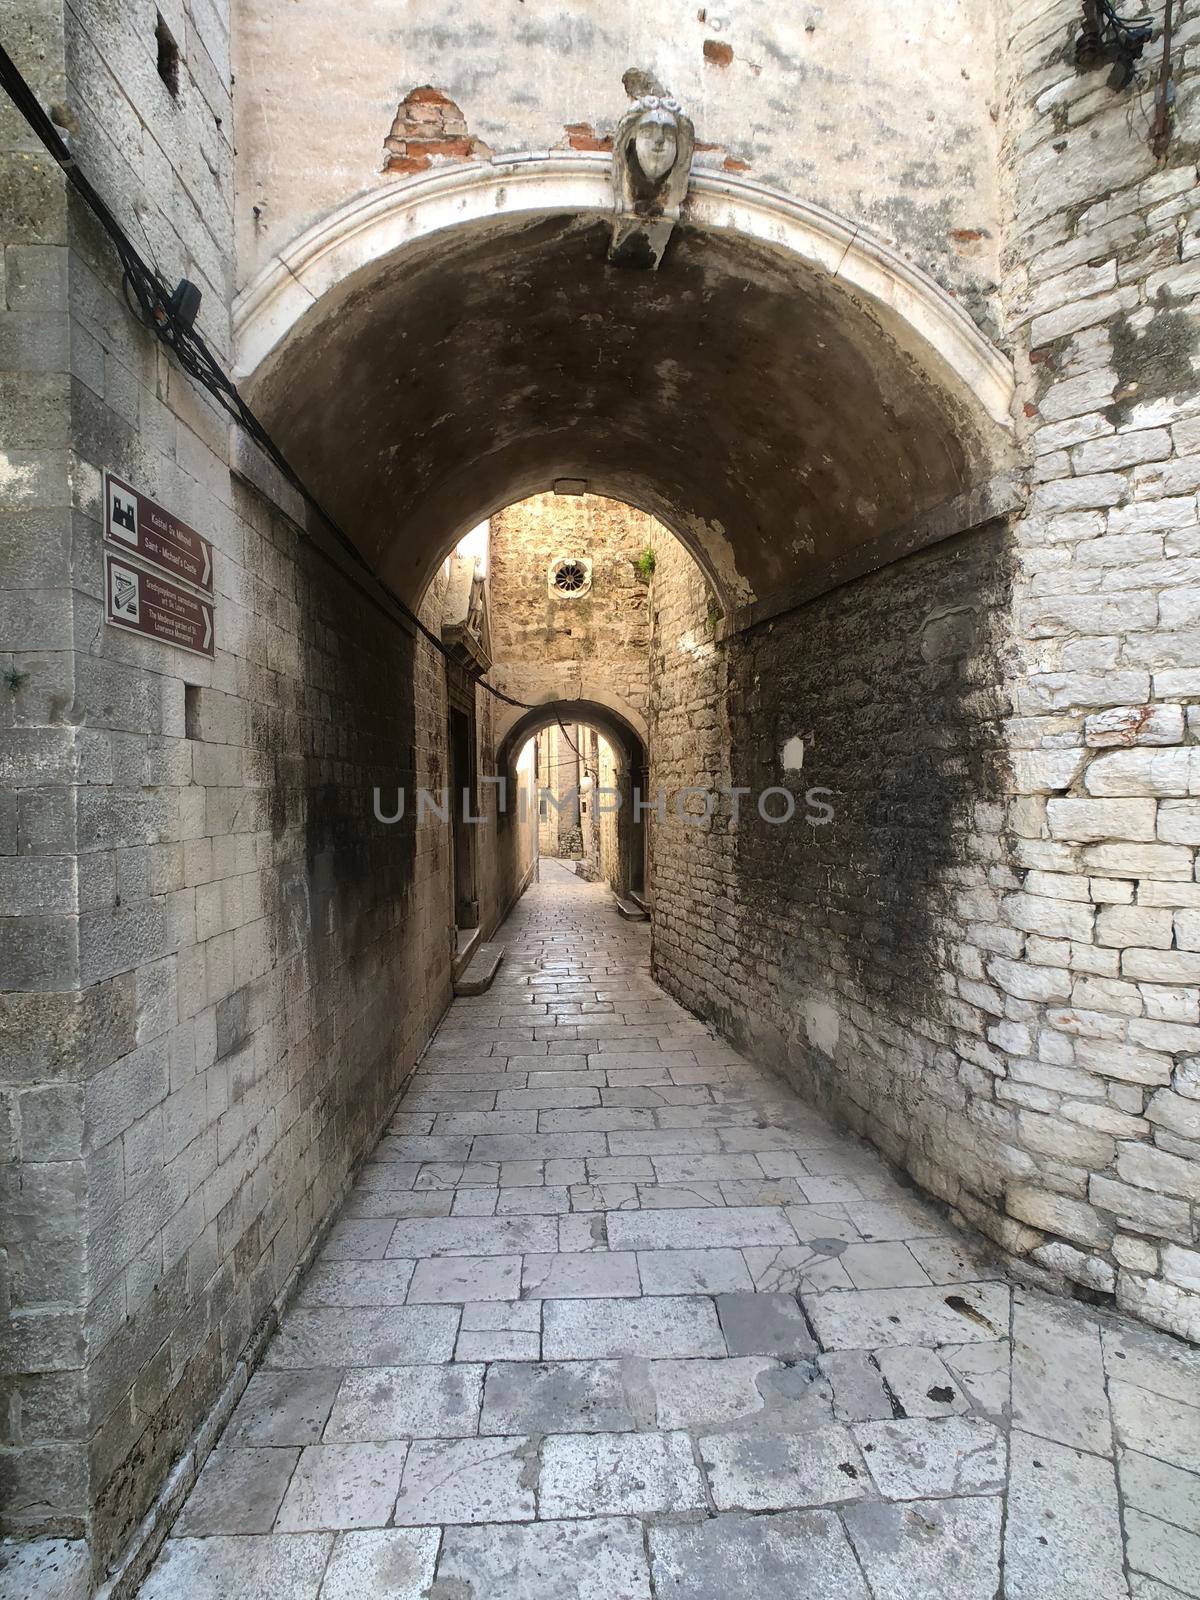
(105, 553, 215, 658)
(104, 469, 214, 595)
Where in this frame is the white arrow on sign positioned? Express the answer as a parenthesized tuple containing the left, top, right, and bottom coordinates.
(201, 543, 211, 588)
(203, 608, 212, 650)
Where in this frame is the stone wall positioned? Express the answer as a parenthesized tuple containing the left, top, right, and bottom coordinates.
(648, 518, 1016, 1278)
(487, 493, 654, 718)
(646, 0, 1200, 1344)
(991, 0, 1200, 1336)
(77, 469, 452, 1573)
(233, 0, 1003, 329)
(0, 0, 460, 1577)
(645, 530, 735, 997)
(579, 729, 600, 877)
(596, 733, 622, 893)
(2, 0, 85, 1541)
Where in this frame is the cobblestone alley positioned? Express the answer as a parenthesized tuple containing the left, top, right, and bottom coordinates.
(134, 862, 1200, 1600)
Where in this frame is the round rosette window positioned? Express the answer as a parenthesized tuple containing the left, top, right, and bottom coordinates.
(548, 556, 592, 597)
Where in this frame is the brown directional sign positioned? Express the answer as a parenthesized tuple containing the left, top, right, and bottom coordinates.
(103, 470, 214, 595)
(105, 552, 215, 659)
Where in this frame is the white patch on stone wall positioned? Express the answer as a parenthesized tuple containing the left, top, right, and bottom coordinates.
(677, 630, 715, 660)
(804, 998, 840, 1057)
(0, 453, 36, 497)
(781, 735, 805, 771)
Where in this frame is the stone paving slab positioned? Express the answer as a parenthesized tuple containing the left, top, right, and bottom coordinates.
(175, 1446, 299, 1534)
(540, 1431, 706, 1517)
(225, 1371, 342, 1446)
(138, 861, 1200, 1600)
(650, 1510, 870, 1599)
(542, 1292, 726, 1358)
(844, 1497, 1003, 1600)
(325, 1364, 483, 1441)
(0, 1541, 91, 1600)
(1005, 1429, 1128, 1600)
(392, 1436, 536, 1525)
(438, 1517, 652, 1599)
(140, 1534, 333, 1600)
(480, 1359, 636, 1434)
(700, 1425, 867, 1511)
(277, 1441, 410, 1530)
(318, 1529, 440, 1600)
(263, 1306, 458, 1367)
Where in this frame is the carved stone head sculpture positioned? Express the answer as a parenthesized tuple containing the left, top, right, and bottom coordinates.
(609, 93, 695, 269)
(632, 104, 679, 187)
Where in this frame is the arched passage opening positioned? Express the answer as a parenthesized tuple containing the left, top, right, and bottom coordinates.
(499, 697, 651, 902)
(231, 161, 1025, 1303)
(235, 159, 1014, 612)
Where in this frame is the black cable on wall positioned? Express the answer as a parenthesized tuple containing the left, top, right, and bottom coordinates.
(0, 42, 537, 710)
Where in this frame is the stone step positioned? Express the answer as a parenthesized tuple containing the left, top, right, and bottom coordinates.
(613, 894, 649, 921)
(454, 941, 505, 995)
(452, 925, 482, 984)
(629, 890, 651, 916)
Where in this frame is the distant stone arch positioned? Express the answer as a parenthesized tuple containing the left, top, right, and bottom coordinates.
(497, 696, 650, 898)
(495, 694, 648, 773)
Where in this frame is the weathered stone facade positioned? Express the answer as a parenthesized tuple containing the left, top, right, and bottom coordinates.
(644, 0, 1200, 1344)
(2, 0, 452, 1575)
(233, 0, 1004, 318)
(487, 492, 655, 721)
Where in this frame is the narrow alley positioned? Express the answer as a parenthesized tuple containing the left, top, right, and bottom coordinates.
(7, 5, 1200, 1592)
(137, 862, 1200, 1600)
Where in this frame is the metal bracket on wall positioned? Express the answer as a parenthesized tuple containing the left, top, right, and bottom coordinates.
(1075, 0, 1153, 90)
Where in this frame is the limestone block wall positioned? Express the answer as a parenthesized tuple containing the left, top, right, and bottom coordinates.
(509, 736, 538, 902)
(3, 0, 245, 1552)
(0, 0, 459, 1577)
(73, 469, 452, 1571)
(597, 734, 622, 893)
(644, 533, 734, 982)
(1, 0, 84, 1542)
(578, 728, 601, 880)
(647, 522, 1021, 1284)
(991, 0, 1200, 1337)
(648, 0, 1200, 1345)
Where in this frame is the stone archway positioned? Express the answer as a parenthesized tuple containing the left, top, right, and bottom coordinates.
(498, 697, 649, 900)
(233, 155, 1016, 611)
(495, 693, 649, 768)
(222, 153, 1047, 1351)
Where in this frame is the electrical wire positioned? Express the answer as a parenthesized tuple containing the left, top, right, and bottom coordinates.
(0, 42, 537, 710)
(553, 716, 599, 786)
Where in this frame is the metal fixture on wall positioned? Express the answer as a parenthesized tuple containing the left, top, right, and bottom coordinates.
(1149, 0, 1176, 159)
(1075, 0, 1153, 88)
